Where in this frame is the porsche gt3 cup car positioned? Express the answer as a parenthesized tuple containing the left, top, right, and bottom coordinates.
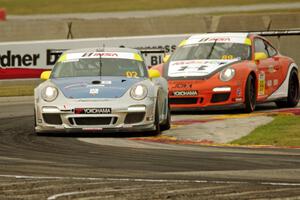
(153, 32, 300, 112)
(34, 47, 170, 134)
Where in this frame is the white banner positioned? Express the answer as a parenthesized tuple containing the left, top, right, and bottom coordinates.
(0, 34, 189, 79)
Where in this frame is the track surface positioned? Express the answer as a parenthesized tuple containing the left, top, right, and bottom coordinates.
(0, 102, 300, 199)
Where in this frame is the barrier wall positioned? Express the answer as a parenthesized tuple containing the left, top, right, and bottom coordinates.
(0, 13, 300, 79)
(1, 13, 300, 41)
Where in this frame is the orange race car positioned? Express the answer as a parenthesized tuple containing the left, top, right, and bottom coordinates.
(152, 32, 300, 112)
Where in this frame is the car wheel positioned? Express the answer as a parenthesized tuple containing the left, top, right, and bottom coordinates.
(149, 100, 161, 136)
(160, 103, 171, 131)
(244, 75, 256, 113)
(276, 69, 300, 108)
(34, 109, 37, 128)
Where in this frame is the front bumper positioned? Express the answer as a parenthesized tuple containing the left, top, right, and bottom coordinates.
(171, 103, 244, 112)
(169, 85, 244, 111)
(35, 99, 156, 133)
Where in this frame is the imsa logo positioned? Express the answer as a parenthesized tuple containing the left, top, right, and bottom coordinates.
(173, 91, 198, 96)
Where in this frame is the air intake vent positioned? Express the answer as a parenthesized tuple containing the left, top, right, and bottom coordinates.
(43, 114, 62, 125)
(125, 113, 145, 124)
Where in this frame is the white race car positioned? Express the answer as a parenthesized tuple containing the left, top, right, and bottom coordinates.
(34, 47, 170, 135)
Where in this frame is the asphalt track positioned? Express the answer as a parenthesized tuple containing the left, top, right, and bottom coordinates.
(0, 100, 300, 199)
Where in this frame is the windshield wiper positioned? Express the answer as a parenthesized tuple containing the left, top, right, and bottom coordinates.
(206, 39, 217, 59)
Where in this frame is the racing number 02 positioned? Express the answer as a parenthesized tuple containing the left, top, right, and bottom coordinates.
(126, 71, 138, 78)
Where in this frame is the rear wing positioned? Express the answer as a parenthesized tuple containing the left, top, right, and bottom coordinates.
(251, 29, 300, 37)
(137, 47, 166, 55)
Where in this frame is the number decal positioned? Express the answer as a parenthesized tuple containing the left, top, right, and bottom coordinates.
(258, 72, 265, 95)
(126, 71, 138, 78)
(222, 55, 234, 60)
(197, 65, 208, 71)
(178, 66, 188, 71)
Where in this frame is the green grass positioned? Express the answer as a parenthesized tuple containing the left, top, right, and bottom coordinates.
(231, 115, 300, 147)
(0, 0, 299, 15)
(0, 85, 35, 97)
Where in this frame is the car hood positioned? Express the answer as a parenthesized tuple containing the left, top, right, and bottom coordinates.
(167, 59, 240, 79)
(51, 76, 145, 99)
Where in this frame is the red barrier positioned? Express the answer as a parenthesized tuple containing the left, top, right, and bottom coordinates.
(0, 8, 6, 21)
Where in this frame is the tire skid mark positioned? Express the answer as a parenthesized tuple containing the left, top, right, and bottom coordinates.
(158, 185, 233, 195)
(47, 187, 145, 200)
(215, 188, 298, 198)
(1, 174, 300, 187)
(1, 181, 112, 196)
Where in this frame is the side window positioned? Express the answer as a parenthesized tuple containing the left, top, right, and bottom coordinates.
(266, 43, 277, 57)
(254, 38, 269, 56)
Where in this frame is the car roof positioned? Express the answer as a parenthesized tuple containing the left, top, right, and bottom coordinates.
(182, 32, 252, 46)
(188, 32, 250, 39)
(64, 47, 141, 54)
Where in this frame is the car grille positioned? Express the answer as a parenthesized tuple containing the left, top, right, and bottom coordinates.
(70, 117, 117, 126)
(169, 98, 199, 105)
(124, 112, 145, 124)
(43, 114, 62, 125)
(211, 93, 230, 103)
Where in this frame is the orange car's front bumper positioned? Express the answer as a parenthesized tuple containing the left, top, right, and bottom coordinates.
(168, 79, 245, 110)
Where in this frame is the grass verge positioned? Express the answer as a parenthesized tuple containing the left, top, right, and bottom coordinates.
(231, 115, 300, 147)
(0, 0, 298, 15)
(0, 85, 35, 97)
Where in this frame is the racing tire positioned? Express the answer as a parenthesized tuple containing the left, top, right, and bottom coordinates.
(160, 103, 171, 131)
(149, 101, 161, 136)
(244, 75, 256, 113)
(276, 69, 300, 108)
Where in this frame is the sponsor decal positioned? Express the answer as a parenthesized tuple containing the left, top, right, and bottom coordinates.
(198, 37, 231, 43)
(235, 98, 243, 102)
(172, 83, 193, 89)
(47, 49, 66, 65)
(75, 108, 112, 114)
(258, 72, 266, 95)
(89, 88, 99, 96)
(82, 52, 118, 58)
(267, 80, 273, 87)
(172, 90, 198, 96)
(274, 79, 278, 86)
(236, 88, 241, 97)
(0, 50, 40, 67)
(268, 65, 275, 73)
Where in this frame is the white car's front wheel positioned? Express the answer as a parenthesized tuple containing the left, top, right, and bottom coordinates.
(160, 102, 171, 131)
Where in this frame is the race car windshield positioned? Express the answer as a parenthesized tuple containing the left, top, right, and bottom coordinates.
(51, 58, 147, 78)
(171, 43, 251, 61)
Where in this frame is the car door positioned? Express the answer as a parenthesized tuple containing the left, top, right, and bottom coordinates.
(254, 37, 281, 99)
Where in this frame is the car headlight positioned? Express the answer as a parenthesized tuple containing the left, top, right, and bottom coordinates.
(41, 86, 58, 102)
(130, 84, 148, 100)
(220, 67, 235, 82)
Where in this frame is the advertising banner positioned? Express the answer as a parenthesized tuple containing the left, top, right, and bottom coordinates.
(0, 34, 189, 79)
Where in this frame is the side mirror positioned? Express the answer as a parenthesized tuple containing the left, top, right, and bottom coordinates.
(254, 52, 268, 61)
(40, 71, 51, 80)
(163, 54, 170, 63)
(148, 69, 161, 79)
